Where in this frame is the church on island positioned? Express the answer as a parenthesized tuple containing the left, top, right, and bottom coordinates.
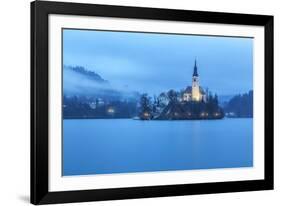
(138, 59, 224, 120)
(182, 60, 207, 103)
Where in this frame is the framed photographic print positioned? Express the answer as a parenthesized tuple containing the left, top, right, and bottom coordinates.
(31, 0, 274, 204)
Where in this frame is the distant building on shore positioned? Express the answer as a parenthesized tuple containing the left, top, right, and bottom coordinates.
(182, 60, 207, 102)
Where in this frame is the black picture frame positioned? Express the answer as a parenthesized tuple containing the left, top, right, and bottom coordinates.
(31, 0, 274, 204)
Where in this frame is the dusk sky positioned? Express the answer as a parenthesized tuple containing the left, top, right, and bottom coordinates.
(63, 29, 253, 96)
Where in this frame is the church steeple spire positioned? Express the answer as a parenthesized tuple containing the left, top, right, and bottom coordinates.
(193, 59, 198, 77)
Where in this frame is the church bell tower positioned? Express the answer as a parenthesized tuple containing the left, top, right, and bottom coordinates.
(191, 59, 201, 101)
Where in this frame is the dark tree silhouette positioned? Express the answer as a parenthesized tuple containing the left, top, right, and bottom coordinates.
(167, 90, 178, 103)
(63, 95, 138, 119)
(139, 94, 152, 119)
(224, 90, 253, 118)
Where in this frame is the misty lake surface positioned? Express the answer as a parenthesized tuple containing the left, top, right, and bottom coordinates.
(63, 118, 253, 176)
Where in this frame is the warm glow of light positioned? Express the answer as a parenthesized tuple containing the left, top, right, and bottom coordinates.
(192, 94, 200, 101)
(201, 112, 207, 117)
(144, 112, 149, 117)
(107, 108, 115, 113)
(192, 88, 201, 102)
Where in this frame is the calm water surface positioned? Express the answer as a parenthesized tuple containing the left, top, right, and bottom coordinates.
(63, 118, 253, 176)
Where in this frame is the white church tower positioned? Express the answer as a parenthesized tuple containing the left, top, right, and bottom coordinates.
(191, 59, 202, 101)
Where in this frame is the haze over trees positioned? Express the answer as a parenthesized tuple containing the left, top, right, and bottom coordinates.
(62, 65, 253, 120)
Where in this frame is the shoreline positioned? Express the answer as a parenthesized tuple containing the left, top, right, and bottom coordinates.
(63, 117, 253, 120)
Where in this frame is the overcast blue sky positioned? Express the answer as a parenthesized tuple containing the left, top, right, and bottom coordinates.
(63, 29, 253, 96)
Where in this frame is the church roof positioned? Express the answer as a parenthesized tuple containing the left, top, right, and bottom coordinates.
(183, 86, 205, 95)
(184, 86, 206, 95)
(193, 59, 198, 77)
(199, 86, 206, 95)
(184, 86, 192, 93)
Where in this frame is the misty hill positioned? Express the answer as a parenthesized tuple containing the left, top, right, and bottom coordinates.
(63, 65, 139, 101)
(64, 65, 109, 97)
(63, 65, 141, 119)
(64, 65, 108, 84)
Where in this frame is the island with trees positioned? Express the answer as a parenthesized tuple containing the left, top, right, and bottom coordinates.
(138, 90, 224, 120)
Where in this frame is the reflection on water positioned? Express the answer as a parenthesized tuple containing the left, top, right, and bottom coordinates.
(63, 118, 253, 176)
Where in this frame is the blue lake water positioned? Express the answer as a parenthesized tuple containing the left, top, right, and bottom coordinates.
(63, 118, 253, 176)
